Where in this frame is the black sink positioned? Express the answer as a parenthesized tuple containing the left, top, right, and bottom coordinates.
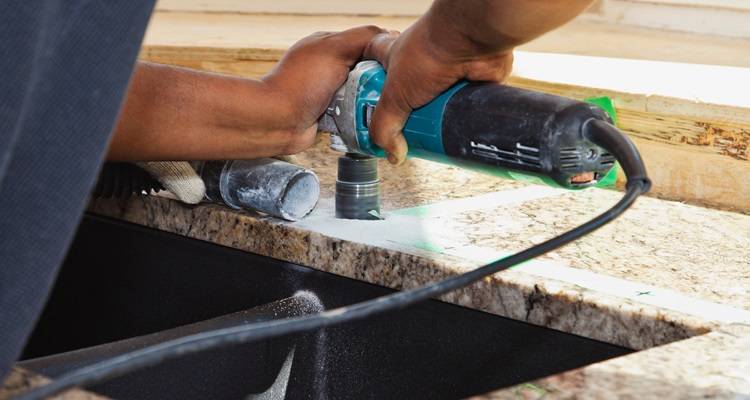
(21, 215, 631, 399)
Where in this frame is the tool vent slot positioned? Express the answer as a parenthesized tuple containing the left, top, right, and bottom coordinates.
(599, 152, 616, 167)
(514, 143, 542, 167)
(469, 141, 541, 167)
(559, 147, 583, 171)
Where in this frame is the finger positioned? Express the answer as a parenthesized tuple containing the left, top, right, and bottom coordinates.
(327, 25, 387, 63)
(368, 80, 410, 165)
(363, 31, 400, 69)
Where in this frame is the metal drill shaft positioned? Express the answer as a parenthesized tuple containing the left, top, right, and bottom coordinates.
(335, 154, 380, 220)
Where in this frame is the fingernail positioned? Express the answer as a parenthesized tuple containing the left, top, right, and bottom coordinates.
(387, 153, 398, 164)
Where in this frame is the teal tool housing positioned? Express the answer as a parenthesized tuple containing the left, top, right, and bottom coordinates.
(350, 64, 618, 189)
(353, 65, 466, 163)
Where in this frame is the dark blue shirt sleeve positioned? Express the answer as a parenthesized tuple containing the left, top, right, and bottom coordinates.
(0, 0, 156, 380)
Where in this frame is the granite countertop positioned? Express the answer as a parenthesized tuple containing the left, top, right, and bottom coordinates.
(0, 368, 107, 400)
(7, 137, 749, 398)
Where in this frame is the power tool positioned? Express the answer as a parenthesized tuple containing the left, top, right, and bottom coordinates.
(319, 61, 619, 219)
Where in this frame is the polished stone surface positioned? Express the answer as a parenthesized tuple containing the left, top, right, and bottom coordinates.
(475, 323, 750, 399)
(9, 137, 749, 398)
(0, 368, 107, 400)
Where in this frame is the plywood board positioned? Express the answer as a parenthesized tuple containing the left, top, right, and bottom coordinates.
(585, 0, 750, 38)
(156, 0, 431, 16)
(142, 12, 750, 67)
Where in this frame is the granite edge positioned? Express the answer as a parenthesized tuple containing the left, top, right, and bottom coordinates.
(87, 196, 715, 350)
(473, 323, 750, 400)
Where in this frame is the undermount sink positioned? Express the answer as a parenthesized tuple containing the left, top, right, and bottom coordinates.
(21, 215, 631, 399)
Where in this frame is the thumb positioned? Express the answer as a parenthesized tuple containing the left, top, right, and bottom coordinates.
(368, 79, 410, 165)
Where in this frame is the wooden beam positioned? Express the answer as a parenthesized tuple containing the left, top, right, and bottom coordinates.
(585, 0, 750, 38)
(142, 11, 750, 68)
(140, 11, 750, 213)
(155, 0, 431, 17)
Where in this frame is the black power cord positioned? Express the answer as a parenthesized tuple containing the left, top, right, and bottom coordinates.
(16, 119, 650, 400)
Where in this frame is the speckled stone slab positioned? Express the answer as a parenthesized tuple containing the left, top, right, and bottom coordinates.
(79, 138, 750, 398)
(89, 194, 716, 349)
(0, 368, 107, 400)
(474, 323, 750, 399)
(297, 139, 750, 311)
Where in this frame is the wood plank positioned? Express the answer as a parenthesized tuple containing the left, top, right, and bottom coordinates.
(155, 0, 429, 16)
(585, 0, 750, 38)
(142, 12, 750, 68)
(155, 0, 750, 39)
(628, 0, 750, 11)
(155, 0, 750, 17)
(532, 20, 750, 68)
(142, 13, 413, 61)
(140, 11, 750, 213)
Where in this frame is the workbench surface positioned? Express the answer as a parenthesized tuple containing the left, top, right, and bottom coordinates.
(76, 138, 749, 399)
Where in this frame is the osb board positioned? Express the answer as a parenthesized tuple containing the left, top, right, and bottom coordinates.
(155, 0, 431, 16)
(141, 12, 414, 61)
(635, 0, 750, 9)
(0, 368, 106, 400)
(585, 0, 750, 38)
(139, 11, 750, 212)
(142, 12, 750, 68)
(155, 0, 750, 18)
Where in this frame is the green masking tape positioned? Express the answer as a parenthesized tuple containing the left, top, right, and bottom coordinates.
(585, 96, 619, 188)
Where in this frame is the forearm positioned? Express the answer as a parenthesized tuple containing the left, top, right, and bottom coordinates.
(108, 62, 297, 161)
(427, 0, 595, 55)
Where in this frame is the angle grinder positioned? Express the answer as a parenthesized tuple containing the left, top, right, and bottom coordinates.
(319, 61, 620, 220)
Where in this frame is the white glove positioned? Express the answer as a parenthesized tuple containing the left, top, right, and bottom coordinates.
(137, 161, 206, 204)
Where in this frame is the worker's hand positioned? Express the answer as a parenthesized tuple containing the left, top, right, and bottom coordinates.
(261, 25, 391, 155)
(368, 18, 514, 165)
(110, 27, 392, 162)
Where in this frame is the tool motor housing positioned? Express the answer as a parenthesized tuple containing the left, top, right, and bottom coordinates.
(322, 61, 616, 189)
(441, 84, 616, 188)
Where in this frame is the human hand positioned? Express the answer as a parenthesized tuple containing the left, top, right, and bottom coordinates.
(368, 17, 514, 165)
(261, 25, 390, 155)
(109, 27, 391, 162)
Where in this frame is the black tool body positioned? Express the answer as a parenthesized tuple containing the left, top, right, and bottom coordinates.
(441, 84, 616, 187)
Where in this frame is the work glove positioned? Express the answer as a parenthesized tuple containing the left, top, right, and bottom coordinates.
(136, 161, 205, 204)
(136, 156, 300, 205)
